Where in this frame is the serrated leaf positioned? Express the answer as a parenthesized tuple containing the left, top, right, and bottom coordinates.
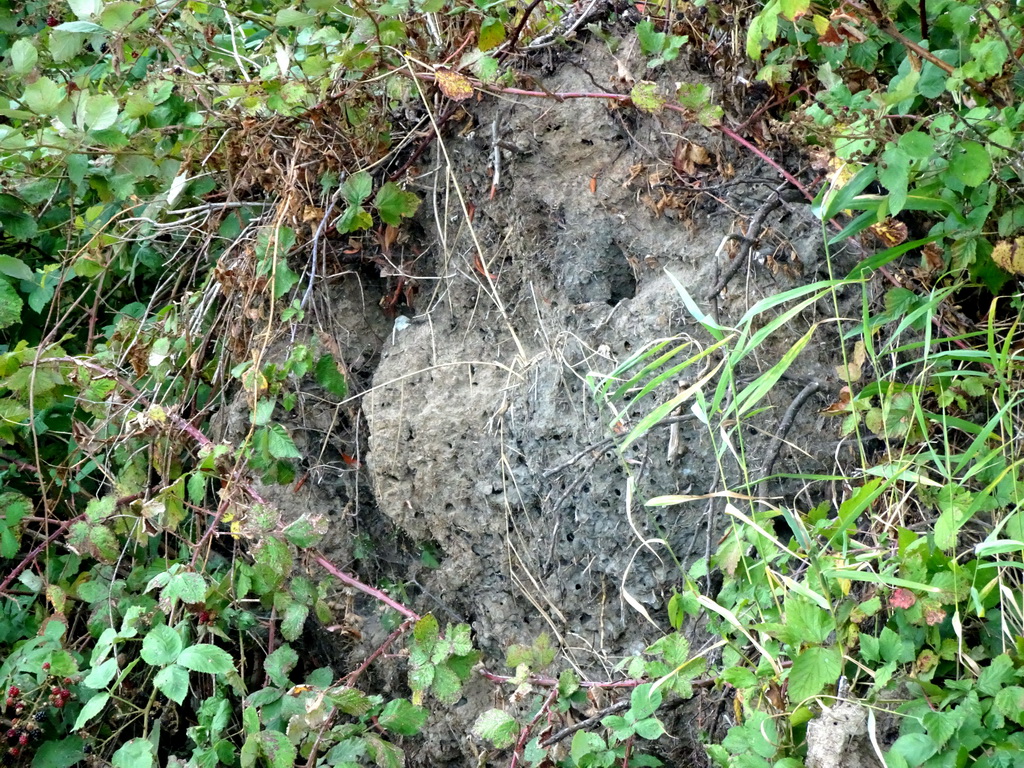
(413, 614, 439, 646)
(629, 684, 662, 720)
(327, 687, 373, 715)
(787, 646, 842, 703)
(154, 664, 189, 704)
(141, 624, 183, 666)
(265, 645, 298, 687)
(0, 279, 23, 331)
(11, 39, 38, 74)
(342, 171, 373, 205)
(83, 93, 119, 131)
(478, 17, 505, 51)
(630, 81, 665, 113)
(111, 738, 155, 768)
(431, 662, 463, 702)
(379, 698, 429, 735)
(275, 8, 316, 27)
(315, 354, 348, 398)
(282, 514, 327, 548)
(0, 255, 33, 281)
(449, 623, 473, 656)
(177, 644, 234, 674)
(950, 141, 991, 187)
(472, 708, 519, 748)
(633, 717, 665, 740)
(163, 571, 207, 606)
(69, 0, 102, 19)
(266, 424, 302, 459)
(55, 20, 107, 33)
(374, 182, 420, 226)
(73, 693, 109, 730)
(409, 663, 434, 693)
(255, 730, 295, 768)
(435, 69, 473, 101)
(22, 77, 64, 114)
(280, 601, 308, 641)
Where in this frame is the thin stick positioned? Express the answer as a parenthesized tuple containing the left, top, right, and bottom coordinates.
(705, 185, 786, 299)
(760, 381, 822, 490)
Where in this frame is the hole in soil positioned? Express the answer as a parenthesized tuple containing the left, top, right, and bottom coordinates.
(575, 584, 582, 590)
(581, 138, 593, 145)
(566, 532, 575, 542)
(613, 488, 621, 497)
(606, 244, 637, 305)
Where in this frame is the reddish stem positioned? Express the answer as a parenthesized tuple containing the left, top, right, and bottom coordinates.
(313, 553, 420, 620)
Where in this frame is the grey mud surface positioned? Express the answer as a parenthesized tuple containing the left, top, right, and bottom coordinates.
(263, 37, 866, 766)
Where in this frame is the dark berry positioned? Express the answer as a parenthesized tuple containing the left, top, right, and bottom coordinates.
(33, 712, 46, 722)
(18, 734, 27, 746)
(42, 662, 50, 671)
(7, 687, 18, 697)
(6, 729, 15, 740)
(83, 744, 93, 754)
(46, 15, 59, 26)
(9, 746, 19, 757)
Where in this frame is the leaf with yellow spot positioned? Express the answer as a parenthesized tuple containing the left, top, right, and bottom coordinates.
(435, 69, 473, 102)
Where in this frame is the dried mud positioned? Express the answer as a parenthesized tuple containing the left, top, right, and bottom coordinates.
(264, 37, 865, 766)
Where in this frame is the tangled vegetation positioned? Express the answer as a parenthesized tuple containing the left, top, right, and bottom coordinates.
(1, 0, 1024, 766)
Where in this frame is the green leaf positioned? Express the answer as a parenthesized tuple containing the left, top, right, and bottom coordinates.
(254, 730, 295, 768)
(636, 19, 665, 56)
(11, 39, 38, 74)
(154, 664, 189, 704)
(633, 717, 666, 740)
(0, 255, 33, 281)
(949, 141, 991, 187)
(890, 733, 937, 764)
(280, 601, 308, 642)
(379, 699, 429, 736)
(478, 17, 505, 51)
(413, 614, 440, 647)
(111, 738, 155, 768)
(315, 354, 348, 398)
(629, 684, 662, 720)
(282, 514, 327, 548)
(787, 646, 842, 703)
(472, 708, 519, 748)
(69, 0, 102, 18)
(30, 737, 85, 768)
(275, 8, 316, 27)
(978, 654, 1017, 696)
(336, 205, 373, 233)
(22, 77, 64, 115)
(374, 182, 420, 226)
(720, 667, 757, 689)
(266, 424, 302, 459)
(265, 645, 298, 687)
(879, 146, 910, 215)
(82, 657, 118, 690)
(342, 171, 373, 205)
(571, 731, 607, 763)
(73, 692, 110, 730)
(273, 262, 299, 300)
(780, 0, 809, 20)
(898, 131, 933, 160)
(83, 93, 119, 131)
(177, 644, 234, 674)
(994, 686, 1024, 725)
(162, 571, 207, 606)
(326, 687, 373, 716)
(630, 81, 665, 113)
(141, 624, 183, 666)
(431, 662, 463, 702)
(0, 279, 23, 333)
(54, 21, 107, 33)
